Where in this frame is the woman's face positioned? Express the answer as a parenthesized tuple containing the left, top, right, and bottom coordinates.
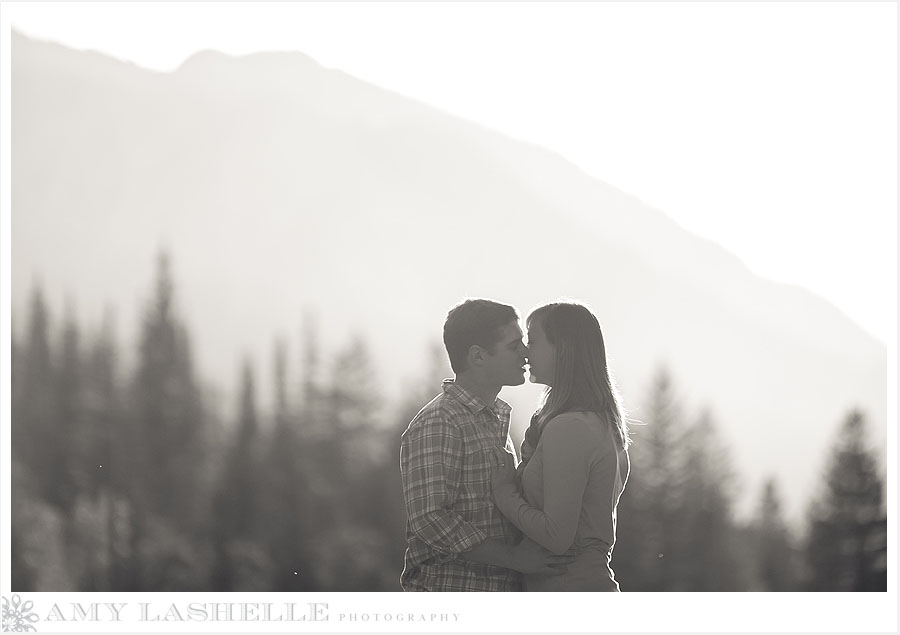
(526, 317, 556, 386)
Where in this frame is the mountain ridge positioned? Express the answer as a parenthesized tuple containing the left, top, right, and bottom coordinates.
(10, 30, 886, 520)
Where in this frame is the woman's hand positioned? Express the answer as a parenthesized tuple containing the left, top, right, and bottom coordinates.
(490, 447, 519, 500)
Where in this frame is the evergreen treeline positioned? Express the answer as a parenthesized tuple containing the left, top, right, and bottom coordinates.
(9, 256, 888, 591)
(613, 369, 887, 591)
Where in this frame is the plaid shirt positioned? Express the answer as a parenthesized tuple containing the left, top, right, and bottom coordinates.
(400, 380, 523, 591)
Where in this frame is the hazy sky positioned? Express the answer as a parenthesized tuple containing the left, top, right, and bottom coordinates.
(3, 2, 897, 345)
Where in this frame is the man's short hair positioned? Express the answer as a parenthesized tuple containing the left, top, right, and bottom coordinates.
(443, 299, 519, 374)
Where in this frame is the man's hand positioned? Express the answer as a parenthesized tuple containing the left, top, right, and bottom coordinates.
(508, 538, 577, 576)
(460, 538, 577, 575)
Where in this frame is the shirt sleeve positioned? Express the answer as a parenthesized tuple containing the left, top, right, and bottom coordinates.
(492, 415, 594, 555)
(400, 412, 488, 557)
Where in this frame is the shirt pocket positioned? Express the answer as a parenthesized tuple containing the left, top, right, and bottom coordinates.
(458, 440, 495, 504)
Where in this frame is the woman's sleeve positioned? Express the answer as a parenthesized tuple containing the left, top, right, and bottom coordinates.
(493, 415, 593, 555)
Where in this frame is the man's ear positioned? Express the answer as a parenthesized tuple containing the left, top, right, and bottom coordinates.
(467, 344, 484, 368)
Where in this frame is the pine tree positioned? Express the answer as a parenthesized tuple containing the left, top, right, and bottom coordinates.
(260, 338, 317, 590)
(11, 315, 24, 457)
(75, 312, 126, 591)
(805, 409, 887, 591)
(211, 360, 269, 591)
(320, 335, 384, 486)
(311, 335, 388, 590)
(613, 367, 689, 591)
(131, 252, 205, 525)
(82, 311, 123, 499)
(52, 307, 82, 513)
(752, 477, 798, 591)
(127, 252, 208, 590)
(10, 318, 36, 591)
(675, 409, 744, 590)
(273, 337, 290, 422)
(329, 335, 381, 432)
(227, 360, 262, 538)
(299, 312, 321, 425)
(16, 286, 56, 505)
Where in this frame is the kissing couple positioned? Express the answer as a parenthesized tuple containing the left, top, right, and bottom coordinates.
(400, 298, 630, 592)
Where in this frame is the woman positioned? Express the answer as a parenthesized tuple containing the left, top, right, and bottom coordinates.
(491, 301, 630, 591)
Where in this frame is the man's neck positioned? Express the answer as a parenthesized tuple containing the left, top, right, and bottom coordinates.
(454, 374, 501, 407)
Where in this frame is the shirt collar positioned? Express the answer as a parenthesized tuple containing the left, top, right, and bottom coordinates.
(442, 379, 511, 417)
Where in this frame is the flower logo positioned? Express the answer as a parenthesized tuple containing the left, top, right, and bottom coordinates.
(1, 595, 39, 632)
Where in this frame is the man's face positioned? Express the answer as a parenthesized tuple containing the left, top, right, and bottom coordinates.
(481, 321, 528, 387)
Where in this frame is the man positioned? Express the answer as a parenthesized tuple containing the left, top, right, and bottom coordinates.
(400, 299, 574, 591)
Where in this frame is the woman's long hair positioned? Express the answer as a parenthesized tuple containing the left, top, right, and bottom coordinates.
(528, 302, 630, 450)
